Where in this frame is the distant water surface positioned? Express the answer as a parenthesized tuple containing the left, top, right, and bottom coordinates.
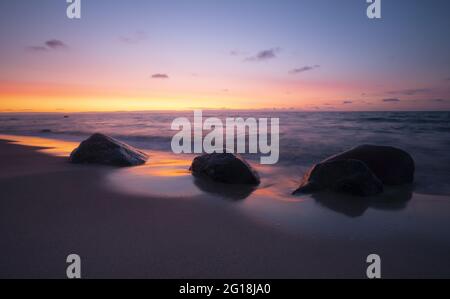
(1, 111, 449, 195)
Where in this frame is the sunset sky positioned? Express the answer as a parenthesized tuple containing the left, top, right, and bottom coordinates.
(1, 0, 450, 112)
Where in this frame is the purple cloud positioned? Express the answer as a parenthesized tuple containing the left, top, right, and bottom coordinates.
(26, 46, 48, 52)
(245, 48, 280, 62)
(342, 100, 353, 104)
(289, 65, 320, 74)
(151, 73, 169, 79)
(45, 39, 68, 49)
(26, 39, 68, 53)
(387, 88, 432, 96)
(383, 98, 401, 102)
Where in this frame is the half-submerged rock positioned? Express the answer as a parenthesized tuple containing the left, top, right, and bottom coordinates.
(293, 159, 383, 196)
(69, 133, 148, 167)
(190, 153, 260, 185)
(323, 145, 415, 185)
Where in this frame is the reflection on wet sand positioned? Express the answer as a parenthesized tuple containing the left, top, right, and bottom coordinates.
(0, 134, 78, 157)
(312, 185, 413, 217)
(106, 151, 203, 198)
(0, 134, 416, 221)
(193, 177, 257, 201)
(129, 152, 192, 177)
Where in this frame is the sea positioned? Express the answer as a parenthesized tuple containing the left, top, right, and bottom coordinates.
(0, 110, 449, 195)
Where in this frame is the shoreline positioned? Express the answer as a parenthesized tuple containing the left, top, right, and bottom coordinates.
(1, 136, 450, 278)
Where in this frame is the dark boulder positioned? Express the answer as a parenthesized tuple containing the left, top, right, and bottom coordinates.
(190, 153, 260, 185)
(69, 133, 148, 167)
(293, 159, 383, 197)
(324, 145, 415, 185)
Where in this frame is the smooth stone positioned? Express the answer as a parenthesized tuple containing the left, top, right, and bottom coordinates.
(190, 153, 260, 185)
(293, 159, 383, 197)
(323, 144, 415, 185)
(69, 133, 148, 167)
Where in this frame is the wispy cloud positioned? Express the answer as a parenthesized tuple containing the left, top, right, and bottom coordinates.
(119, 31, 147, 44)
(289, 65, 320, 74)
(26, 46, 48, 52)
(229, 50, 247, 57)
(387, 88, 432, 96)
(26, 39, 68, 52)
(245, 48, 280, 62)
(151, 73, 169, 79)
(383, 98, 401, 102)
(342, 100, 353, 104)
(45, 39, 68, 49)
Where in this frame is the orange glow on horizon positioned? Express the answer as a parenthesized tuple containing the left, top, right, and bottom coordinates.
(2, 79, 445, 112)
(0, 79, 372, 112)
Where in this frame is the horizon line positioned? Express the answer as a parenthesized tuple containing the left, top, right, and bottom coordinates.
(1, 109, 449, 114)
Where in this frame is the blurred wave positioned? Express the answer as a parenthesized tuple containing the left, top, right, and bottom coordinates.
(1, 110, 449, 195)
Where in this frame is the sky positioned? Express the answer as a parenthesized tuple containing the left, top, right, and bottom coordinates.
(0, 0, 450, 112)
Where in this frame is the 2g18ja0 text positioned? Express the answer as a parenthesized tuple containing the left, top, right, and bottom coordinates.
(223, 284, 271, 296)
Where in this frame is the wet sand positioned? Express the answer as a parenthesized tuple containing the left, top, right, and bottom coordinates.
(1, 137, 450, 278)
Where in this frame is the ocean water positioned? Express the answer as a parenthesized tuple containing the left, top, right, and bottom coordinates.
(1, 110, 449, 195)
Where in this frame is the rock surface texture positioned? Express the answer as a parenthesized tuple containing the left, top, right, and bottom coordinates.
(293, 159, 383, 196)
(293, 145, 415, 197)
(190, 153, 260, 185)
(323, 145, 415, 185)
(69, 133, 148, 167)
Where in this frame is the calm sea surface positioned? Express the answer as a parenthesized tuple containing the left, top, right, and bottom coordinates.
(1, 111, 449, 195)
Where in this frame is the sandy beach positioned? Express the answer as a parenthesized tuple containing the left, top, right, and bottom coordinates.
(1, 135, 450, 279)
(1, 0, 450, 283)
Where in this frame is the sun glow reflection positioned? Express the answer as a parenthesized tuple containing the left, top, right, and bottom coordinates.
(0, 134, 78, 157)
